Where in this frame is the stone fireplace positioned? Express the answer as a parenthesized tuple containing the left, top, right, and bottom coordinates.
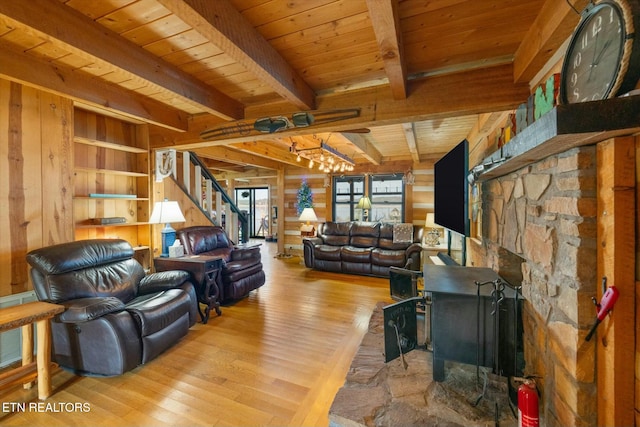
(470, 145, 598, 426)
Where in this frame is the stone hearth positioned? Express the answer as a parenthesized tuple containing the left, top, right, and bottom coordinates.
(330, 302, 517, 427)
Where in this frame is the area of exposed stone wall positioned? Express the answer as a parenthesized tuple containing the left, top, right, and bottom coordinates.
(469, 146, 598, 427)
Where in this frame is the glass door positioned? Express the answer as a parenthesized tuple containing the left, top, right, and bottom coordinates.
(235, 187, 270, 239)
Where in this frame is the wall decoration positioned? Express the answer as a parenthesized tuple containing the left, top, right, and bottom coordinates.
(155, 149, 176, 182)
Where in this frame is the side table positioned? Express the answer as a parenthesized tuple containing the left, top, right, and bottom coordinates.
(0, 301, 65, 400)
(154, 255, 224, 324)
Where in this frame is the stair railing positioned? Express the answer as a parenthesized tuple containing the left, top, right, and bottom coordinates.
(171, 150, 248, 243)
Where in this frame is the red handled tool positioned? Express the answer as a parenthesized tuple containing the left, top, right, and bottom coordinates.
(585, 280, 619, 342)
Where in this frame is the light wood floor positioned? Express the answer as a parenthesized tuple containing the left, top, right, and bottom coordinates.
(0, 242, 393, 426)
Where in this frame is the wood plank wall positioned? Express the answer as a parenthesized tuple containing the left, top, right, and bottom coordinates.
(283, 168, 326, 253)
(281, 161, 436, 254)
(0, 79, 73, 297)
(597, 136, 635, 426)
(635, 135, 640, 426)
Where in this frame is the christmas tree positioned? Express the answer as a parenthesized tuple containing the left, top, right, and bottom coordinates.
(297, 180, 313, 215)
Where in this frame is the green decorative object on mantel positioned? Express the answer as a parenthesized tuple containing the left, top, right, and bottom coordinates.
(296, 180, 313, 215)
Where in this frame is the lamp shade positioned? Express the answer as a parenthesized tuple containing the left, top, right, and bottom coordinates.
(356, 196, 372, 210)
(299, 207, 318, 223)
(425, 213, 436, 227)
(149, 200, 186, 224)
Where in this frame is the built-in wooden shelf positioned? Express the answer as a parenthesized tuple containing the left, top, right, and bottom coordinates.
(74, 166, 148, 177)
(73, 196, 148, 201)
(75, 222, 149, 229)
(74, 136, 147, 153)
(477, 95, 640, 181)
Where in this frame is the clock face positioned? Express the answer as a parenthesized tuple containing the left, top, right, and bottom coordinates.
(561, 2, 626, 104)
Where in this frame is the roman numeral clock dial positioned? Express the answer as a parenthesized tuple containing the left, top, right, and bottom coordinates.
(560, 0, 640, 104)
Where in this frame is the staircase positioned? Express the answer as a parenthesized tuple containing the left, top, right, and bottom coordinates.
(172, 150, 248, 243)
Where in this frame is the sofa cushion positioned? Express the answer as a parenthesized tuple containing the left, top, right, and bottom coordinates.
(349, 222, 380, 248)
(26, 239, 134, 275)
(342, 261, 372, 275)
(125, 289, 191, 337)
(223, 270, 266, 301)
(231, 246, 261, 261)
(371, 248, 407, 267)
(314, 244, 342, 261)
(319, 222, 351, 246)
(378, 223, 413, 250)
(186, 230, 219, 254)
(58, 297, 126, 323)
(341, 246, 372, 263)
(29, 258, 144, 304)
(26, 239, 144, 303)
(178, 226, 234, 255)
(223, 262, 264, 283)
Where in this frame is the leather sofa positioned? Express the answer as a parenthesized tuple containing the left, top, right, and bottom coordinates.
(176, 226, 266, 302)
(303, 222, 423, 277)
(26, 239, 198, 377)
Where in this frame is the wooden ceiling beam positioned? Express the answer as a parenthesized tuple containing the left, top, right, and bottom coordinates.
(402, 123, 420, 163)
(513, 0, 589, 84)
(153, 63, 530, 149)
(193, 145, 289, 169)
(352, 160, 412, 175)
(215, 169, 279, 181)
(158, 0, 316, 110)
(231, 141, 303, 168)
(341, 133, 383, 166)
(0, 40, 188, 131)
(0, 0, 244, 120)
(366, 0, 407, 99)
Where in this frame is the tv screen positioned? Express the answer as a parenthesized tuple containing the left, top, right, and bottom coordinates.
(434, 139, 469, 237)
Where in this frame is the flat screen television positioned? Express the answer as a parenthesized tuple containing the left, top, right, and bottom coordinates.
(434, 139, 469, 237)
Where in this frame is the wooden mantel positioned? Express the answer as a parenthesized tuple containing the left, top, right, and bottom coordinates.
(477, 95, 640, 181)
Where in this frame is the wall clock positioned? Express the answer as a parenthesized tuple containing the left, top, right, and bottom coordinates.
(560, 0, 640, 104)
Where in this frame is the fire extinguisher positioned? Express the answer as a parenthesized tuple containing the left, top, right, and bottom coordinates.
(518, 378, 539, 427)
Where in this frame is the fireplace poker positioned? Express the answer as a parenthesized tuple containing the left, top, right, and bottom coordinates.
(389, 319, 409, 370)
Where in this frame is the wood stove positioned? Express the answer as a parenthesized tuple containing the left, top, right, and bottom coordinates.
(423, 265, 524, 382)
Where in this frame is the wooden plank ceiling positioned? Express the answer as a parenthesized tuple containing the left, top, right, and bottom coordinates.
(0, 0, 588, 174)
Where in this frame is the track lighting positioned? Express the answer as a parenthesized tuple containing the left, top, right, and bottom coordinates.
(290, 141, 355, 175)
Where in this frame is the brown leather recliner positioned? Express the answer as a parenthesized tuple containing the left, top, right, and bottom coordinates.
(26, 239, 198, 377)
(176, 226, 266, 303)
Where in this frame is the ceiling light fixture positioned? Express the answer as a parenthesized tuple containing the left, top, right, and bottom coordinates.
(291, 141, 355, 174)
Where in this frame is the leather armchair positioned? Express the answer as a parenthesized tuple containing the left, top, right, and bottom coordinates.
(176, 226, 266, 302)
(26, 239, 198, 376)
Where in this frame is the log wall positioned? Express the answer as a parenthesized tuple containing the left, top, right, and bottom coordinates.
(0, 79, 73, 297)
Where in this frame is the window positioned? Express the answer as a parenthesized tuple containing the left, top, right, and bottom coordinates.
(369, 174, 405, 223)
(333, 176, 364, 221)
(332, 174, 406, 222)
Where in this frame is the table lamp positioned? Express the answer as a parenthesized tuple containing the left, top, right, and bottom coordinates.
(357, 196, 372, 221)
(424, 213, 442, 246)
(149, 199, 186, 257)
(299, 207, 318, 236)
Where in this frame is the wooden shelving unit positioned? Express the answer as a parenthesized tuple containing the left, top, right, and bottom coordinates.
(73, 109, 152, 270)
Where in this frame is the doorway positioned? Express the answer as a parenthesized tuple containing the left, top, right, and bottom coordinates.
(235, 187, 269, 239)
